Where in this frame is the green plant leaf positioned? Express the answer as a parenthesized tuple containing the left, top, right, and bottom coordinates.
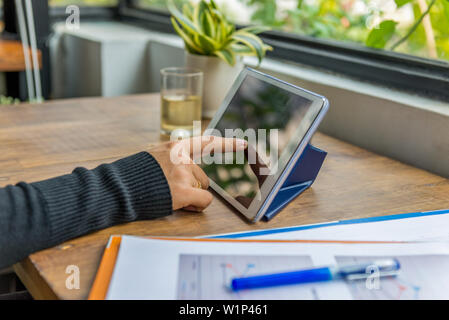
(171, 17, 205, 54)
(182, 3, 193, 21)
(209, 0, 219, 10)
(366, 20, 398, 49)
(215, 20, 224, 44)
(214, 47, 236, 65)
(237, 25, 271, 35)
(230, 43, 257, 55)
(168, 0, 201, 35)
(217, 13, 231, 43)
(201, 9, 216, 38)
(193, 0, 207, 30)
(195, 32, 219, 54)
(231, 32, 266, 63)
(227, 23, 236, 37)
(395, 0, 414, 8)
(263, 44, 274, 55)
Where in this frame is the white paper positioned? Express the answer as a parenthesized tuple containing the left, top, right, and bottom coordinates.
(106, 236, 449, 300)
(214, 211, 449, 242)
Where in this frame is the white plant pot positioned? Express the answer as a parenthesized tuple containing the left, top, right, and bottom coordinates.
(185, 52, 244, 119)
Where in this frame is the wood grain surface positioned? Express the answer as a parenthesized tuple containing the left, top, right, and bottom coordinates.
(0, 40, 41, 72)
(1, 93, 448, 299)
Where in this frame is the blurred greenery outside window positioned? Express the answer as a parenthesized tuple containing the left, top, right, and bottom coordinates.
(133, 0, 449, 63)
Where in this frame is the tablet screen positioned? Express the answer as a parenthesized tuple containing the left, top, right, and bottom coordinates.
(200, 70, 326, 219)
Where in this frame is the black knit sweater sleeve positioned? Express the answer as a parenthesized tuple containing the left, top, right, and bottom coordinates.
(0, 152, 172, 269)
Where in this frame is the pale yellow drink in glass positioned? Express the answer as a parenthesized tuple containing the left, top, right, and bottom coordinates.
(160, 67, 203, 137)
(160, 94, 202, 135)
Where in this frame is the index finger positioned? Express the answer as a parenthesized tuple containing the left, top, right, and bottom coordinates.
(179, 136, 247, 157)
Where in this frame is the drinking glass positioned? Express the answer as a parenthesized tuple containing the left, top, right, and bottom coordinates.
(160, 67, 203, 137)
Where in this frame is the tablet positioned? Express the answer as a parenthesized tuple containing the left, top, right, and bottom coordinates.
(200, 68, 329, 222)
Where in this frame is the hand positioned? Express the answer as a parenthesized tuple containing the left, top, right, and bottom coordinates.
(149, 136, 247, 212)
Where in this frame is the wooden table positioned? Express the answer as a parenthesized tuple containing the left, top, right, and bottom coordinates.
(1, 94, 448, 300)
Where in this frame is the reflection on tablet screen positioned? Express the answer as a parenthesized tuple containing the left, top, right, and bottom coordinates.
(201, 74, 320, 209)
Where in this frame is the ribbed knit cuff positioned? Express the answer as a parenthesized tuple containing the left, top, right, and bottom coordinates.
(32, 152, 172, 246)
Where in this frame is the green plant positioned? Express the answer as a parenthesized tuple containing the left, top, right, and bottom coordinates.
(365, 0, 449, 55)
(242, 0, 286, 28)
(168, 0, 273, 66)
(231, 0, 449, 62)
(0, 95, 20, 105)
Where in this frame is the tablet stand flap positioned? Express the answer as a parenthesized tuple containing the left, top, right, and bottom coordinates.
(263, 144, 327, 221)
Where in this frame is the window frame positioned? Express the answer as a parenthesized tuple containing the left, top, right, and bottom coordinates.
(49, 4, 118, 23)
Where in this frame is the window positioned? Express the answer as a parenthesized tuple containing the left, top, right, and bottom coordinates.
(133, 0, 449, 63)
(48, 0, 119, 21)
(49, 0, 119, 6)
(123, 0, 449, 100)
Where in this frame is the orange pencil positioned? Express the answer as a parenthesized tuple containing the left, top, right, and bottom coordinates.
(88, 235, 122, 300)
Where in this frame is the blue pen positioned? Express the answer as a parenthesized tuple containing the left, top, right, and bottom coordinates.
(231, 259, 400, 291)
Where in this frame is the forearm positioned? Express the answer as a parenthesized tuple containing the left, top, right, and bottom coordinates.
(0, 152, 172, 269)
